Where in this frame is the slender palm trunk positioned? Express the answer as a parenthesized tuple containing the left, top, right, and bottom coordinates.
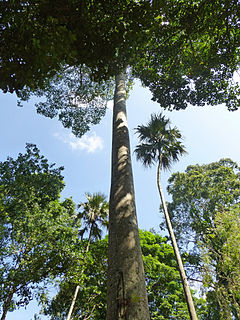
(66, 224, 93, 320)
(157, 157, 198, 320)
(107, 72, 150, 319)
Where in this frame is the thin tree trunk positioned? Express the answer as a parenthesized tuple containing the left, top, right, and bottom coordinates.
(1, 289, 14, 320)
(66, 224, 93, 320)
(66, 285, 80, 320)
(107, 72, 150, 320)
(157, 158, 198, 320)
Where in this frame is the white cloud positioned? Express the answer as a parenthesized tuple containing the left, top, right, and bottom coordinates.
(54, 132, 103, 153)
(106, 100, 113, 110)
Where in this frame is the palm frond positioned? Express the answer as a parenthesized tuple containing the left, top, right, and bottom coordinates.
(134, 143, 157, 167)
(135, 112, 187, 171)
(77, 192, 109, 241)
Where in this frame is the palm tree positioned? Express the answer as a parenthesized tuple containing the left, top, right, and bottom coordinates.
(135, 113, 198, 320)
(78, 192, 109, 251)
(66, 192, 108, 320)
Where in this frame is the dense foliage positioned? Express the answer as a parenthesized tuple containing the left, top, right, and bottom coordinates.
(40, 230, 206, 320)
(0, 144, 81, 319)
(1, 2, 240, 318)
(2, 146, 239, 319)
(166, 159, 240, 318)
(0, 1, 239, 137)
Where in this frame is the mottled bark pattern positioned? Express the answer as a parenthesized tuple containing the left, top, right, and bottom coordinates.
(107, 73, 150, 320)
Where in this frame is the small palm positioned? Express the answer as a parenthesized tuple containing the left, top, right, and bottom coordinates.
(78, 192, 109, 243)
(66, 192, 108, 320)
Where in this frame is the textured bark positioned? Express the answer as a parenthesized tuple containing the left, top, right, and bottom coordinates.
(157, 157, 198, 320)
(107, 73, 150, 320)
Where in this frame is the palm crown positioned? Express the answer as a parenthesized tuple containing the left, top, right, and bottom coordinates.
(135, 113, 187, 170)
(78, 192, 109, 242)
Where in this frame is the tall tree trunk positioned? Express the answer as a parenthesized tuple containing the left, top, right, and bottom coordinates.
(157, 158, 198, 320)
(107, 72, 150, 320)
(66, 224, 93, 320)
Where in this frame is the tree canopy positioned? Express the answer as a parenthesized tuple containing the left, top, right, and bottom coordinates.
(166, 159, 240, 318)
(1, 2, 240, 318)
(40, 230, 207, 320)
(0, 144, 81, 320)
(0, 1, 239, 137)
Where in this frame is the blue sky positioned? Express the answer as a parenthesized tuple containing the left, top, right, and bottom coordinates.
(1, 81, 240, 319)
